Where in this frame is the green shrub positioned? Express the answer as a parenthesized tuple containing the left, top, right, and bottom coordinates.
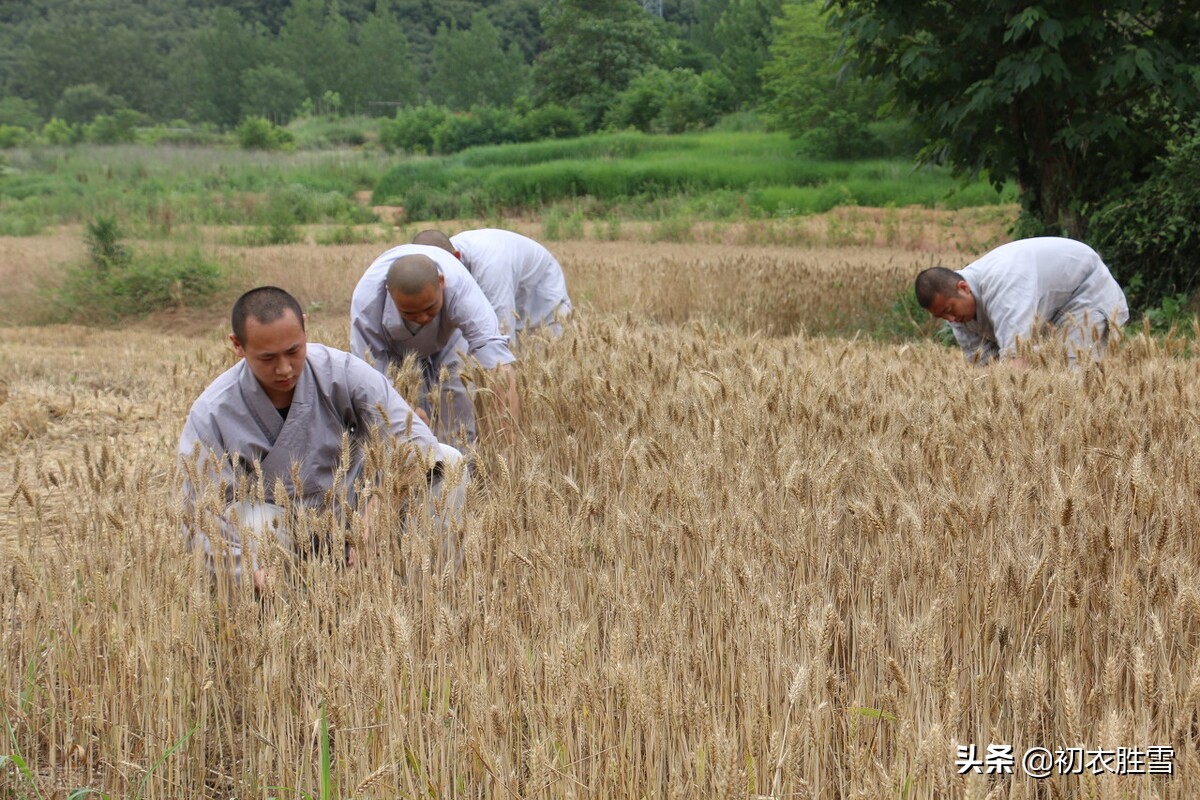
(60, 220, 223, 321)
(288, 115, 372, 149)
(520, 104, 584, 141)
(237, 117, 294, 151)
(379, 103, 451, 154)
(431, 106, 522, 154)
(83, 110, 145, 144)
(0, 124, 29, 148)
(605, 68, 724, 134)
(85, 216, 132, 273)
(1089, 126, 1200, 313)
(54, 84, 126, 125)
(41, 118, 76, 145)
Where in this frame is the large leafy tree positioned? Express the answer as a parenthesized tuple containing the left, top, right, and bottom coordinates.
(176, 8, 268, 126)
(429, 13, 530, 110)
(761, 0, 884, 156)
(826, 0, 1200, 237)
(532, 0, 667, 129)
(277, 0, 354, 107)
(713, 0, 784, 101)
(344, 2, 420, 115)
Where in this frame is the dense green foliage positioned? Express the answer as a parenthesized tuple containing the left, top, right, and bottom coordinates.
(761, 2, 891, 158)
(827, 0, 1200, 240)
(374, 130, 1013, 219)
(1090, 125, 1200, 312)
(0, 0, 788, 133)
(532, 0, 669, 129)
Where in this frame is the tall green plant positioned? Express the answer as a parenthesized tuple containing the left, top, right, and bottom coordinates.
(85, 216, 131, 274)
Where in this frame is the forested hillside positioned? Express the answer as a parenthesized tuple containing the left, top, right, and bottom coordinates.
(0, 0, 786, 127)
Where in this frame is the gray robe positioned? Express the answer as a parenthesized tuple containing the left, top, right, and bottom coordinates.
(350, 244, 515, 446)
(450, 229, 572, 343)
(178, 343, 439, 579)
(950, 237, 1129, 364)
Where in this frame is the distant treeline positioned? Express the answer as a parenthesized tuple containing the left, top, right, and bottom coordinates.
(0, 0, 898, 159)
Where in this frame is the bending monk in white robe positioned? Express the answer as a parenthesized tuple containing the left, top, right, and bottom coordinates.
(915, 237, 1129, 366)
(350, 245, 519, 448)
(178, 286, 465, 590)
(413, 228, 572, 344)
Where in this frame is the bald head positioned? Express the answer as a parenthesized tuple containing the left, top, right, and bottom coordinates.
(412, 229, 455, 254)
(914, 266, 964, 309)
(387, 254, 441, 296)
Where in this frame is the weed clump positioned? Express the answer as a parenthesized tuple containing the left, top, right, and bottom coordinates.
(58, 216, 223, 321)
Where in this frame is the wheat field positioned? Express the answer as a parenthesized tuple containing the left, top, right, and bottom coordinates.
(2, 217, 1199, 798)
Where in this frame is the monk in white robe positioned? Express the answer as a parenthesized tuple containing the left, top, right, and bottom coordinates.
(413, 228, 572, 344)
(915, 237, 1129, 365)
(179, 287, 464, 589)
(350, 245, 519, 447)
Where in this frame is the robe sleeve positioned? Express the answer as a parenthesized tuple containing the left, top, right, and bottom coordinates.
(446, 276, 516, 369)
(177, 413, 257, 582)
(345, 354, 439, 450)
(949, 323, 999, 365)
(350, 311, 394, 375)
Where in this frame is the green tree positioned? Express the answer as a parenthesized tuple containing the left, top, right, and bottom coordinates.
(53, 84, 128, 125)
(533, 0, 668, 129)
(1090, 124, 1200, 310)
(761, 1, 885, 157)
(429, 12, 530, 109)
(826, 0, 1200, 237)
(0, 96, 42, 129)
(713, 0, 784, 102)
(240, 65, 306, 123)
(606, 66, 724, 133)
(181, 8, 269, 127)
(42, 118, 77, 146)
(345, 2, 419, 116)
(487, 0, 544, 62)
(277, 0, 354, 110)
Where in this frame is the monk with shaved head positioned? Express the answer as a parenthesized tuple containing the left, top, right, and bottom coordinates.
(350, 244, 519, 449)
(916, 237, 1128, 366)
(413, 228, 571, 345)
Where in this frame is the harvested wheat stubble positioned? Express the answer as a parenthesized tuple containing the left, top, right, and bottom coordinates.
(2, 245, 1199, 798)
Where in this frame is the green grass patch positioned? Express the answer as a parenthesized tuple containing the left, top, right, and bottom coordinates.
(374, 130, 1014, 220)
(0, 144, 391, 228)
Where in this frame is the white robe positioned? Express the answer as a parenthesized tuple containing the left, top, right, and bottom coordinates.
(178, 343, 442, 580)
(949, 237, 1129, 364)
(450, 229, 572, 343)
(350, 244, 515, 446)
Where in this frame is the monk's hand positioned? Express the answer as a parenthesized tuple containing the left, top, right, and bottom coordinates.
(253, 567, 272, 596)
(416, 407, 432, 429)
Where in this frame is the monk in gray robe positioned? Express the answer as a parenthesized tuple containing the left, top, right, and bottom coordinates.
(412, 228, 572, 344)
(350, 245, 519, 448)
(179, 286, 465, 590)
(915, 237, 1129, 366)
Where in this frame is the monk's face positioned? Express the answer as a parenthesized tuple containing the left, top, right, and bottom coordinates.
(390, 276, 445, 328)
(231, 309, 307, 407)
(927, 281, 977, 324)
